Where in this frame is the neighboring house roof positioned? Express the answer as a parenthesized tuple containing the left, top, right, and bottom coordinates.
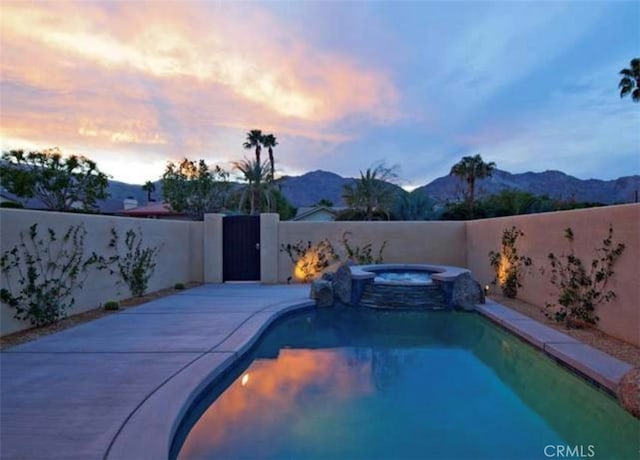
(118, 201, 183, 217)
(293, 206, 345, 221)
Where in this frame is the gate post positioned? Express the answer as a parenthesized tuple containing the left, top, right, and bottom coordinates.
(204, 213, 224, 283)
(260, 213, 280, 284)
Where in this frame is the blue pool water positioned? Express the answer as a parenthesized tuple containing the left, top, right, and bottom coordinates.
(373, 269, 433, 283)
(174, 308, 639, 459)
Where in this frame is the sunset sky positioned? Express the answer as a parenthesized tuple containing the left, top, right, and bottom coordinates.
(1, 1, 638, 187)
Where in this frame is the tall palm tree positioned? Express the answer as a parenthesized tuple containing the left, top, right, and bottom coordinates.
(262, 133, 278, 180)
(243, 130, 264, 164)
(619, 58, 640, 103)
(449, 154, 496, 215)
(141, 180, 156, 202)
(234, 158, 273, 215)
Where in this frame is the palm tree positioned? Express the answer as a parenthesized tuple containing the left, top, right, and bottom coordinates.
(449, 154, 496, 215)
(234, 158, 273, 215)
(142, 181, 156, 202)
(619, 58, 640, 103)
(243, 130, 264, 164)
(262, 133, 278, 180)
(342, 164, 399, 220)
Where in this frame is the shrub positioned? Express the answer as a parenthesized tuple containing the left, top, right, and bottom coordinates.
(0, 201, 24, 209)
(280, 239, 339, 283)
(545, 226, 625, 327)
(340, 232, 386, 265)
(488, 226, 532, 298)
(0, 224, 99, 326)
(105, 228, 161, 297)
(174, 283, 186, 290)
(103, 300, 120, 311)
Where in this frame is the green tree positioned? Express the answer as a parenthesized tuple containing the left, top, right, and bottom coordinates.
(262, 133, 278, 180)
(141, 181, 156, 202)
(618, 58, 640, 103)
(449, 154, 496, 216)
(272, 188, 297, 220)
(0, 148, 109, 212)
(315, 198, 334, 207)
(234, 158, 273, 215)
(243, 129, 264, 164)
(392, 191, 435, 220)
(342, 163, 399, 220)
(161, 158, 230, 220)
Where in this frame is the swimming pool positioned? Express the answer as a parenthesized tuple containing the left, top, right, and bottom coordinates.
(173, 308, 638, 459)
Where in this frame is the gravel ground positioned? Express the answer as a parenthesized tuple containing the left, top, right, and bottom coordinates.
(0, 283, 202, 351)
(490, 294, 640, 367)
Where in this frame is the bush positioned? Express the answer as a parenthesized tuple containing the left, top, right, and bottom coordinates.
(174, 283, 186, 290)
(488, 226, 532, 298)
(280, 239, 339, 283)
(103, 300, 120, 311)
(0, 201, 24, 209)
(104, 228, 162, 297)
(340, 232, 386, 264)
(545, 226, 625, 327)
(0, 224, 98, 326)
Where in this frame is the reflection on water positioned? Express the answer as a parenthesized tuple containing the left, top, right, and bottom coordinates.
(176, 308, 639, 460)
(179, 348, 374, 459)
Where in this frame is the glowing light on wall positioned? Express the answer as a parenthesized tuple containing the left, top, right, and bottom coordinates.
(293, 250, 322, 282)
(241, 373, 250, 387)
(496, 255, 511, 289)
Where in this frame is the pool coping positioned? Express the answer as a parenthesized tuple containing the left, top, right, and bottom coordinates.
(108, 297, 633, 460)
(476, 299, 633, 396)
(105, 298, 315, 460)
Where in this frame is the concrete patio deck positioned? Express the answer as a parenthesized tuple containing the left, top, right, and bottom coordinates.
(0, 283, 313, 460)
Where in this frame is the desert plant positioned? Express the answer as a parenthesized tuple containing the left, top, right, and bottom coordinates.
(106, 228, 161, 297)
(488, 226, 532, 298)
(103, 300, 120, 311)
(174, 282, 186, 290)
(0, 224, 99, 326)
(545, 226, 626, 327)
(280, 239, 339, 283)
(340, 232, 387, 265)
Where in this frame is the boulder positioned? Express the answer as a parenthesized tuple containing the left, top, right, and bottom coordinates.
(320, 261, 342, 281)
(451, 273, 485, 311)
(618, 368, 640, 418)
(332, 262, 352, 305)
(310, 280, 334, 307)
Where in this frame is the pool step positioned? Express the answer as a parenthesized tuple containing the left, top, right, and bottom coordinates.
(360, 283, 447, 309)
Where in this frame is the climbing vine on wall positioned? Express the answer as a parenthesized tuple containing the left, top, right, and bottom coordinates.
(488, 226, 532, 298)
(0, 224, 99, 326)
(544, 226, 625, 327)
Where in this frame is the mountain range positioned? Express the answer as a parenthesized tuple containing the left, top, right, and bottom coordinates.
(277, 169, 640, 207)
(4, 169, 638, 212)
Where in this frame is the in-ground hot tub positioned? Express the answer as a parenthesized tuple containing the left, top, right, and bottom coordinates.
(350, 264, 470, 309)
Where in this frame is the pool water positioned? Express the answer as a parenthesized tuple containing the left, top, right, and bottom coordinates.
(174, 308, 639, 460)
(373, 269, 433, 283)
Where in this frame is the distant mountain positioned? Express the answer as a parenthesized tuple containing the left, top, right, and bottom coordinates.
(413, 169, 640, 205)
(277, 170, 356, 207)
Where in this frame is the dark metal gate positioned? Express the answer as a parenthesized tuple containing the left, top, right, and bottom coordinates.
(223, 215, 261, 281)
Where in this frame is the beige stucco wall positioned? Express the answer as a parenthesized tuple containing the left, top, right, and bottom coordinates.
(277, 221, 467, 284)
(0, 209, 204, 336)
(466, 204, 640, 347)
